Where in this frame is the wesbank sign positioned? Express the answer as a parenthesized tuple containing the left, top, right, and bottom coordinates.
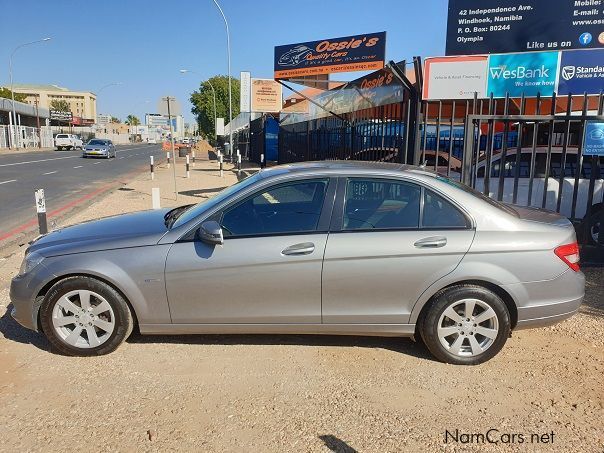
(487, 52, 559, 97)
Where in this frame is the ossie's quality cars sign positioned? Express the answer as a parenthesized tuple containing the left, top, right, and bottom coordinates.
(274, 32, 386, 79)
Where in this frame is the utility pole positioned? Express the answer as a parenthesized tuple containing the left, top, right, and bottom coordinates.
(163, 96, 178, 200)
(34, 97, 41, 148)
(212, 0, 233, 160)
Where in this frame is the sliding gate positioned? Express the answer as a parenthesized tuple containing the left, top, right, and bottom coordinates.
(459, 94, 603, 246)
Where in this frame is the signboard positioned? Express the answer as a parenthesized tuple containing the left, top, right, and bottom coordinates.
(49, 110, 73, 122)
(584, 121, 604, 156)
(274, 32, 386, 79)
(34, 189, 46, 213)
(423, 56, 488, 99)
(486, 51, 558, 97)
(240, 71, 251, 112)
(251, 79, 282, 112)
(557, 49, 604, 95)
(446, 0, 604, 56)
(216, 117, 225, 136)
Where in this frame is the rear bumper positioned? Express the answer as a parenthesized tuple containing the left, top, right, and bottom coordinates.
(503, 269, 585, 330)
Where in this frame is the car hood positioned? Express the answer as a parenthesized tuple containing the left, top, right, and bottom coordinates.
(86, 145, 109, 149)
(28, 209, 172, 257)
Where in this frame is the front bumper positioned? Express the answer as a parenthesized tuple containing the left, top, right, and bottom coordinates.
(83, 149, 108, 157)
(9, 264, 54, 332)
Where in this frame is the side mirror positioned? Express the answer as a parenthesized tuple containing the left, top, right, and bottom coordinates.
(197, 220, 223, 245)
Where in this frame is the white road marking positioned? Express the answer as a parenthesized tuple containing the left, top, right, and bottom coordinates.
(73, 165, 83, 169)
(42, 171, 58, 175)
(0, 179, 17, 185)
(93, 162, 101, 165)
(0, 155, 78, 168)
(118, 157, 125, 159)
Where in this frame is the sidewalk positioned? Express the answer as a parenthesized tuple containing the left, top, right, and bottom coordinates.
(0, 146, 54, 155)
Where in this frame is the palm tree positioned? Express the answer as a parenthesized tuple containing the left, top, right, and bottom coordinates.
(125, 114, 140, 126)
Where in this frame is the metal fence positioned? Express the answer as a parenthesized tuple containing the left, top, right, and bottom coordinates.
(0, 125, 53, 149)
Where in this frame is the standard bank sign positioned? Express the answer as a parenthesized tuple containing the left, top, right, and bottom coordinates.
(487, 51, 559, 97)
(558, 49, 604, 96)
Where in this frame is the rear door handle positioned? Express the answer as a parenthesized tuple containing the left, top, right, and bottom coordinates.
(414, 236, 447, 248)
(282, 242, 315, 256)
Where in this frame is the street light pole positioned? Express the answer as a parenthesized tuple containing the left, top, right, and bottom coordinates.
(179, 69, 217, 144)
(212, 0, 233, 159)
(8, 37, 51, 150)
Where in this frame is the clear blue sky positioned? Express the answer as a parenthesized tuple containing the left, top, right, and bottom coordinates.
(0, 0, 448, 123)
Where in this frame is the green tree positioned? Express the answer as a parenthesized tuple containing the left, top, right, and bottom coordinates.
(50, 99, 71, 112)
(0, 87, 27, 102)
(125, 114, 140, 126)
(190, 75, 240, 142)
(110, 116, 120, 123)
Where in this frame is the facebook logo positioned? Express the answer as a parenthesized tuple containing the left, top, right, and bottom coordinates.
(579, 33, 592, 45)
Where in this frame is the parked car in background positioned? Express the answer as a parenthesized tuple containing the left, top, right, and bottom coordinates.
(55, 134, 83, 150)
(148, 138, 157, 144)
(182, 137, 190, 144)
(82, 139, 116, 159)
(10, 162, 584, 364)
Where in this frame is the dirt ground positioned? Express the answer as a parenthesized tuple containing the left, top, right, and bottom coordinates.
(0, 153, 602, 452)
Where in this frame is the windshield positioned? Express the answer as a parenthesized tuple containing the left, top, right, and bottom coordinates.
(88, 140, 109, 146)
(171, 172, 263, 229)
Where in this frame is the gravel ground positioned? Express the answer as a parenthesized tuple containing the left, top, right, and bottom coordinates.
(0, 153, 602, 452)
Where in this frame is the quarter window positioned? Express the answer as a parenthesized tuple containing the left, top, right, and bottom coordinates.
(422, 189, 469, 228)
(221, 179, 328, 237)
(343, 179, 420, 230)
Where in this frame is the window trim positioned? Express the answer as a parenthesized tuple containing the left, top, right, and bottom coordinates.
(178, 176, 336, 242)
(332, 176, 474, 233)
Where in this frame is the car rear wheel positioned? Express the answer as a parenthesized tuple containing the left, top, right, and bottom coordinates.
(419, 285, 510, 365)
(40, 276, 133, 356)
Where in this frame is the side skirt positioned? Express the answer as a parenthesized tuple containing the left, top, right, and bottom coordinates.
(139, 323, 416, 337)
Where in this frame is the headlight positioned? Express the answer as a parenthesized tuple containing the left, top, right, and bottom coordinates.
(18, 252, 44, 276)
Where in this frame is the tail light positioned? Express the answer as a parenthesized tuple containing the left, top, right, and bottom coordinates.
(554, 242, 580, 272)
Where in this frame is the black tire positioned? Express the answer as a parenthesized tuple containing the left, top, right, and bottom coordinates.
(419, 285, 511, 365)
(40, 276, 133, 356)
(581, 205, 602, 246)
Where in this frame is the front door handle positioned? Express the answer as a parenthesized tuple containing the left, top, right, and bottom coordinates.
(282, 242, 315, 256)
(414, 236, 447, 248)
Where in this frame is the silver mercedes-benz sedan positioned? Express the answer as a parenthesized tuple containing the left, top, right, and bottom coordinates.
(10, 162, 585, 364)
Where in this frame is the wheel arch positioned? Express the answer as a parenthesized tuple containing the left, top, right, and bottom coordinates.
(413, 279, 518, 333)
(35, 273, 139, 333)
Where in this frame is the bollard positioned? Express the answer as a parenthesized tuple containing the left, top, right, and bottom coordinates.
(167, 151, 171, 169)
(186, 155, 190, 178)
(192, 150, 196, 167)
(34, 189, 48, 235)
(260, 153, 265, 169)
(237, 154, 241, 177)
(219, 154, 224, 178)
(152, 187, 161, 209)
(150, 155, 154, 180)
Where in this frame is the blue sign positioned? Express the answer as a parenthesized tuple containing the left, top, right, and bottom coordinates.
(487, 52, 559, 98)
(584, 121, 604, 156)
(447, 0, 604, 56)
(558, 49, 604, 96)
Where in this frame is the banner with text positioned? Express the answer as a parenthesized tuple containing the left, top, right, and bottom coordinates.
(423, 56, 488, 99)
(274, 32, 386, 79)
(251, 79, 282, 113)
(447, 0, 604, 56)
(558, 49, 604, 95)
(486, 51, 559, 97)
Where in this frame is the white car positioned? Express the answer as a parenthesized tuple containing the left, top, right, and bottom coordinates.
(148, 138, 157, 144)
(55, 134, 83, 151)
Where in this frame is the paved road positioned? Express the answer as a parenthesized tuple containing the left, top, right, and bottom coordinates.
(0, 144, 164, 239)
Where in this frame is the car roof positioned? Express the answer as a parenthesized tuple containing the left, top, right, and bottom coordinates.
(258, 161, 439, 179)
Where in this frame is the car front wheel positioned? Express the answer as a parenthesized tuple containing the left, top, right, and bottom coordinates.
(419, 285, 510, 365)
(40, 276, 133, 356)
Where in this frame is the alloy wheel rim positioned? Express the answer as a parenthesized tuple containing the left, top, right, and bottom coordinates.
(437, 298, 499, 357)
(591, 221, 600, 244)
(51, 290, 115, 349)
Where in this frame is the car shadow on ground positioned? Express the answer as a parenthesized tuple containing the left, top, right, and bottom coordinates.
(580, 266, 604, 318)
(126, 331, 435, 361)
(0, 305, 50, 351)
